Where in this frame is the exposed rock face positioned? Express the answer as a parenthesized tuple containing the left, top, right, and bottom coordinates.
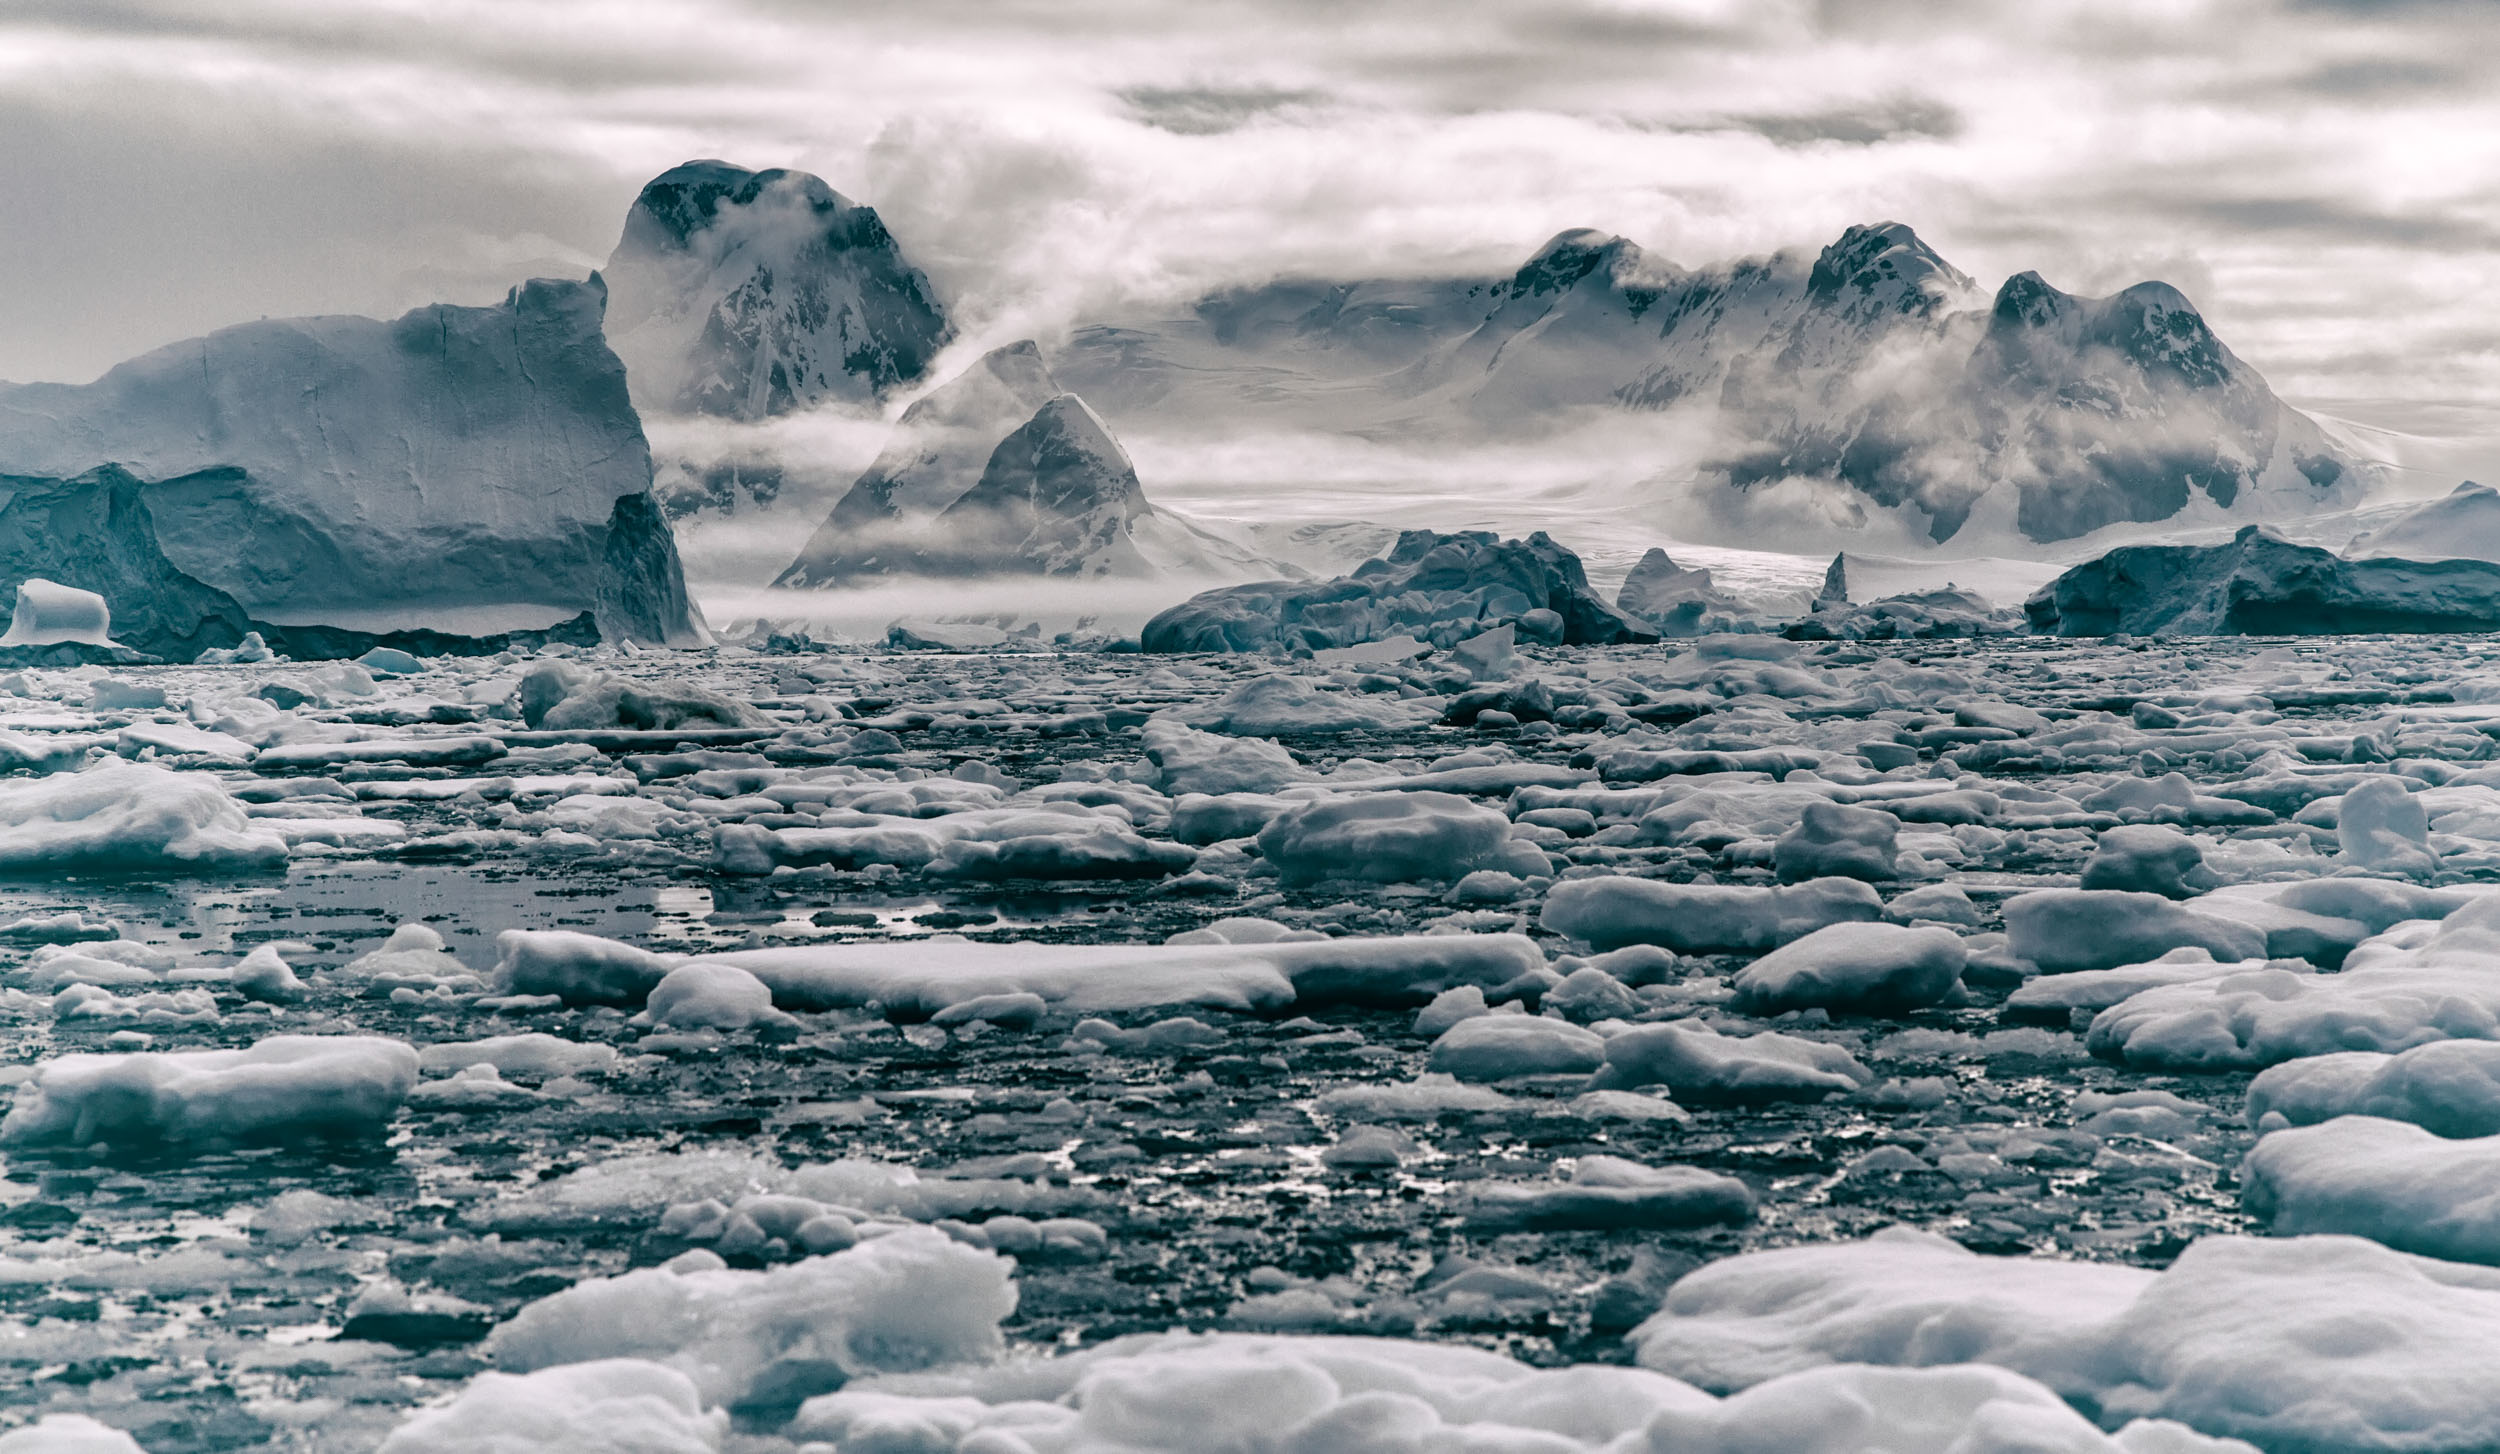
(2028, 526, 2500, 636)
(1142, 529, 1657, 653)
(604, 159, 949, 419)
(1059, 222, 2362, 548)
(890, 396, 1155, 578)
(0, 278, 703, 653)
(774, 342, 1280, 587)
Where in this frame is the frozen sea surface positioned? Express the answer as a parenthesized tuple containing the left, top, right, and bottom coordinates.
(5, 634, 2500, 1450)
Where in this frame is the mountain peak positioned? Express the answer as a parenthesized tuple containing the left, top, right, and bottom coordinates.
(1989, 270, 2069, 330)
(1807, 221, 1972, 310)
(602, 158, 949, 419)
(627, 160, 856, 248)
(1511, 229, 1654, 299)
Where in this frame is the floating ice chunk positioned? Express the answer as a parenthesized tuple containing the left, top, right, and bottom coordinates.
(1594, 1020, 1872, 1101)
(376, 1359, 726, 1454)
(517, 930, 1541, 1018)
(229, 943, 306, 1003)
(477, 1150, 788, 1232)
(927, 825, 1197, 880)
(0, 761, 286, 873)
(407, 1063, 546, 1111)
(1731, 923, 1965, 1015)
(1773, 801, 1899, 883)
(1572, 1088, 1692, 1122)
(1072, 1015, 1225, 1054)
(336, 923, 486, 995)
(491, 929, 680, 1005)
(0, 1034, 417, 1151)
(1636, 1224, 2500, 1453)
(2004, 889, 2266, 972)
(2338, 775, 2437, 877)
(1884, 882, 1981, 927)
(1320, 1124, 1415, 1168)
(2005, 952, 2283, 1021)
(21, 940, 166, 988)
(356, 646, 425, 676)
(1545, 964, 1643, 1019)
(1542, 875, 1884, 953)
(2246, 1040, 2500, 1138)
(1450, 622, 1519, 681)
(1169, 791, 1301, 844)
(0, 910, 119, 944)
(2243, 1116, 2500, 1263)
(1140, 719, 1306, 794)
(1165, 915, 1326, 946)
(1179, 674, 1417, 735)
(1312, 1073, 1515, 1120)
(1250, 794, 1520, 884)
(2089, 897, 2500, 1070)
(797, 1329, 2215, 1454)
(487, 1226, 1013, 1412)
(0, 578, 113, 648)
(1466, 1155, 1753, 1231)
(0, 1414, 149, 1453)
(1429, 1015, 1605, 1081)
(115, 720, 255, 762)
(638, 963, 794, 1034)
(2080, 824, 2215, 898)
(418, 1032, 618, 1079)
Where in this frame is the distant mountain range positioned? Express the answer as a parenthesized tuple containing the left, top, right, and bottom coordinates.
(1055, 222, 2365, 546)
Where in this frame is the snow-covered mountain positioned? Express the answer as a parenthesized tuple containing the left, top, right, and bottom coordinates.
(604, 159, 949, 420)
(2345, 480, 2500, 563)
(1056, 222, 2366, 549)
(776, 341, 1283, 587)
(0, 276, 707, 654)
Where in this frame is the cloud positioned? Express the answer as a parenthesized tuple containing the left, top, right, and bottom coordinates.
(1119, 85, 1329, 134)
(0, 0, 2493, 479)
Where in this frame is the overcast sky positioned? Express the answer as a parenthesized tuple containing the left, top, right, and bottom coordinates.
(3, 0, 2493, 469)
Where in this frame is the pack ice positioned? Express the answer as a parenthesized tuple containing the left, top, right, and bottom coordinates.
(13, 622, 2500, 1454)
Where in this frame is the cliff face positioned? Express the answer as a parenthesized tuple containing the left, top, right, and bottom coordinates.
(0, 276, 706, 649)
(603, 159, 950, 420)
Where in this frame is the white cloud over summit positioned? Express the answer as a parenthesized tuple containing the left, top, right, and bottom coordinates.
(1, 0, 2493, 474)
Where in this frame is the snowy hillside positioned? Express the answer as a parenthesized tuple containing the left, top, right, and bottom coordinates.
(0, 276, 707, 652)
(1056, 222, 2368, 550)
(603, 159, 950, 420)
(776, 342, 1284, 588)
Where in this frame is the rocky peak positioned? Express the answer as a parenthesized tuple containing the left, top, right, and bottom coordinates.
(1806, 222, 1973, 317)
(602, 158, 950, 419)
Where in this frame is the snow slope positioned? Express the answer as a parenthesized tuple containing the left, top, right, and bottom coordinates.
(0, 277, 706, 652)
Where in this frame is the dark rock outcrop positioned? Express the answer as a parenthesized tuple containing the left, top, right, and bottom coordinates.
(1143, 530, 1656, 653)
(604, 159, 949, 419)
(2027, 526, 2500, 637)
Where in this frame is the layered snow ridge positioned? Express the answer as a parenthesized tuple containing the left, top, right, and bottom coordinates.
(0, 277, 706, 657)
(603, 159, 950, 419)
